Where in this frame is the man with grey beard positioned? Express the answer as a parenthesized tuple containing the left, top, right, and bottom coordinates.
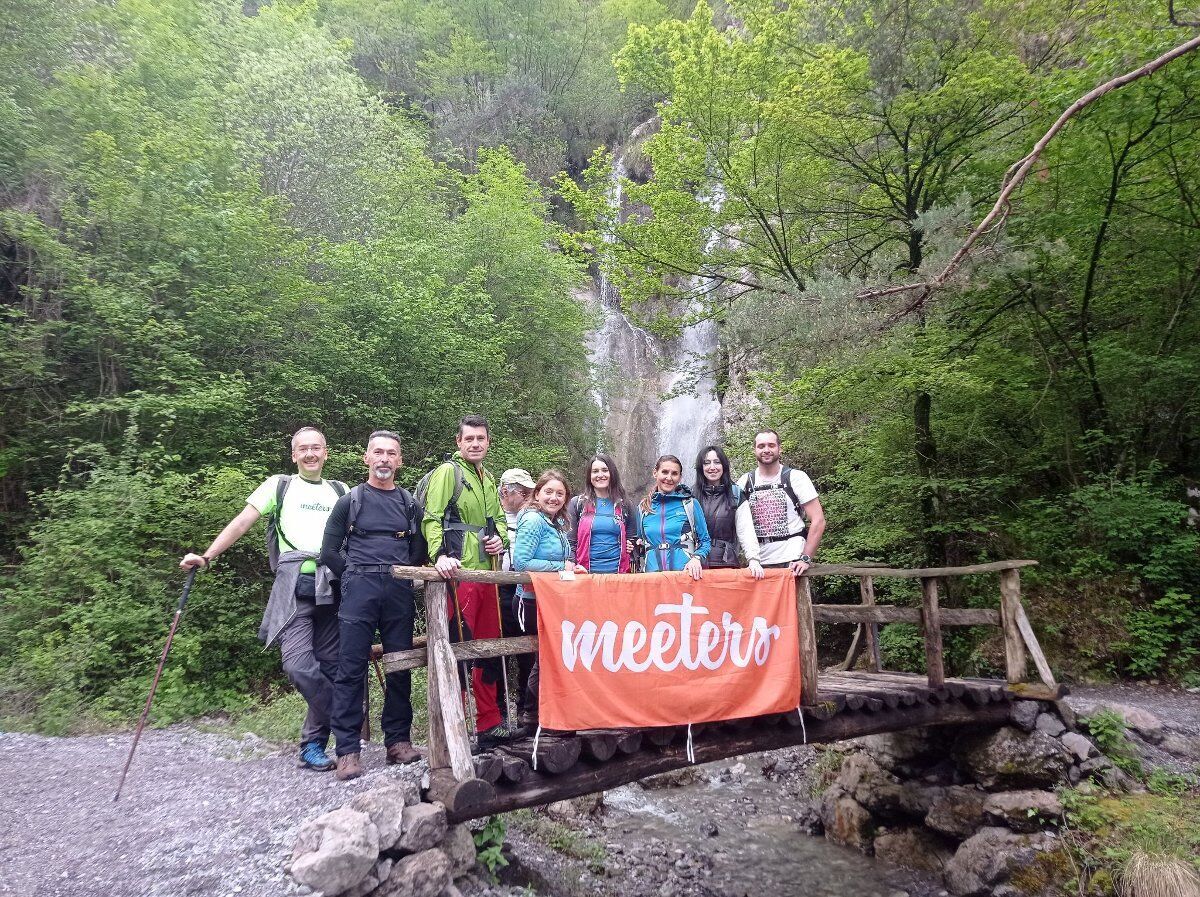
(319, 430, 426, 780)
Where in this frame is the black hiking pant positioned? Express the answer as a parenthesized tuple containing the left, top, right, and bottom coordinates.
(331, 571, 415, 756)
(499, 583, 534, 717)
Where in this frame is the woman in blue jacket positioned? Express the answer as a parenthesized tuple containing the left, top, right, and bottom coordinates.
(638, 454, 711, 579)
(512, 469, 586, 731)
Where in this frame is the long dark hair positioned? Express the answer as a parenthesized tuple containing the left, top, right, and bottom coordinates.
(694, 445, 733, 492)
(581, 453, 627, 507)
(640, 454, 683, 514)
(525, 468, 572, 527)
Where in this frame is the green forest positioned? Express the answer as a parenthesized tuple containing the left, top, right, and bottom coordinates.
(1, 0, 1197, 734)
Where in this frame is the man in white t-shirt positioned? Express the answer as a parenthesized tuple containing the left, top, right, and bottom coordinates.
(180, 426, 347, 772)
(735, 429, 826, 579)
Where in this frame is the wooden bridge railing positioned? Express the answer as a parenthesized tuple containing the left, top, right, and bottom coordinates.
(383, 560, 1055, 807)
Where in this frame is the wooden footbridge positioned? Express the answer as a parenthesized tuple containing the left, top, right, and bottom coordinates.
(382, 562, 1062, 823)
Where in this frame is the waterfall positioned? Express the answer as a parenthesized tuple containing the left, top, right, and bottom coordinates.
(586, 140, 724, 491)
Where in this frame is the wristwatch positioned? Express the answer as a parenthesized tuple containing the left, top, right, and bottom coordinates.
(798, 553, 812, 564)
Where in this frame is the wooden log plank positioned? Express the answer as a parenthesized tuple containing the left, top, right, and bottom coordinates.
(841, 670, 946, 703)
(500, 754, 529, 784)
(998, 569, 1028, 684)
(812, 606, 999, 626)
(473, 753, 503, 784)
(425, 769, 495, 817)
(579, 733, 618, 763)
(922, 577, 945, 690)
(827, 680, 904, 709)
(835, 623, 866, 672)
(645, 727, 678, 747)
(393, 559, 1039, 585)
(499, 736, 582, 775)
(860, 576, 882, 672)
(614, 730, 643, 754)
(1013, 602, 1058, 689)
(797, 577, 819, 706)
(452, 701, 1016, 823)
(1005, 682, 1067, 701)
(423, 580, 475, 780)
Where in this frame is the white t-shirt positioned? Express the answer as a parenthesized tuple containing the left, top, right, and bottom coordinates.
(247, 474, 343, 555)
(735, 468, 818, 565)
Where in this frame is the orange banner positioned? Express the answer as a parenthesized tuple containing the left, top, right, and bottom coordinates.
(532, 567, 800, 730)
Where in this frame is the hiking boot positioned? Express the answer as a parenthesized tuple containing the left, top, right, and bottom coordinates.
(476, 722, 518, 752)
(385, 741, 422, 765)
(297, 741, 336, 772)
(335, 752, 364, 781)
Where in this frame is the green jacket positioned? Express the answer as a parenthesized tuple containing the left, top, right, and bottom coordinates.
(421, 452, 509, 569)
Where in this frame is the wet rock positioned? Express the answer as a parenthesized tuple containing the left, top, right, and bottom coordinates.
(290, 807, 380, 896)
(1068, 699, 1166, 744)
(873, 825, 955, 874)
(924, 787, 988, 840)
(379, 848, 452, 897)
(1034, 714, 1066, 738)
(838, 753, 934, 820)
(982, 790, 1063, 832)
(944, 827, 1056, 896)
(436, 825, 475, 878)
(546, 792, 604, 820)
(795, 801, 824, 836)
(856, 729, 937, 773)
(1060, 732, 1094, 762)
(953, 727, 1072, 790)
(438, 884, 463, 897)
(344, 858, 393, 897)
(820, 787, 875, 853)
(397, 803, 448, 854)
(642, 766, 708, 789)
(1161, 731, 1200, 760)
(350, 784, 416, 851)
(1010, 702, 1040, 733)
(1079, 757, 1135, 792)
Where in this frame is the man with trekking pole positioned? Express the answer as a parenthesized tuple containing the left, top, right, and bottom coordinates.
(179, 426, 347, 772)
(319, 430, 425, 780)
(422, 414, 514, 751)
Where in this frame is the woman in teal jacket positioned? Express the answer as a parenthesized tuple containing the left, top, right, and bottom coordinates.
(512, 469, 587, 731)
(638, 454, 711, 579)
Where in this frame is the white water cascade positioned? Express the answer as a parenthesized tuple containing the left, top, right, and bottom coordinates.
(586, 138, 724, 490)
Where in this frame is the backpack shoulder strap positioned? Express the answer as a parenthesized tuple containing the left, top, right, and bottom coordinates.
(682, 496, 695, 533)
(780, 465, 804, 514)
(272, 475, 298, 550)
(330, 479, 348, 498)
(348, 484, 365, 532)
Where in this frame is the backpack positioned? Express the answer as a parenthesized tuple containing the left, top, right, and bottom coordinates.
(338, 483, 421, 556)
(740, 466, 808, 535)
(414, 458, 491, 560)
(639, 494, 699, 554)
(266, 474, 348, 572)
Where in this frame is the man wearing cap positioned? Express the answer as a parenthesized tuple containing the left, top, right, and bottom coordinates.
(497, 468, 535, 720)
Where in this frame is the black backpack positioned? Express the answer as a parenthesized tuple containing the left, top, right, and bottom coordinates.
(266, 474, 348, 572)
(338, 483, 421, 556)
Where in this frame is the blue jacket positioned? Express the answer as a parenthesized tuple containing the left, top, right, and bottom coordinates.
(639, 485, 712, 572)
(512, 507, 573, 599)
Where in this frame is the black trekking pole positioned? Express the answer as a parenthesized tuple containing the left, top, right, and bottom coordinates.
(113, 567, 198, 802)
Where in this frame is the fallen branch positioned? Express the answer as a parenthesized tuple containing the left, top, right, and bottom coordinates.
(860, 28, 1200, 320)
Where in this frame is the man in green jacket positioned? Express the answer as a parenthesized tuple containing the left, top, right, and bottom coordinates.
(423, 413, 512, 748)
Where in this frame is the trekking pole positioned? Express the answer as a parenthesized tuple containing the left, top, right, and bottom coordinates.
(484, 518, 514, 723)
(447, 579, 479, 735)
(113, 567, 197, 802)
(372, 657, 387, 692)
(361, 672, 372, 743)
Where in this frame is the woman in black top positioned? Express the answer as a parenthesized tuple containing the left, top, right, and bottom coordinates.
(694, 445, 742, 569)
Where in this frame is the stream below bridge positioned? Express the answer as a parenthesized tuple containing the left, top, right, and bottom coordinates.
(499, 747, 939, 897)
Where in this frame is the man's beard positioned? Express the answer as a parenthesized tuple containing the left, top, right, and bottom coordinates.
(374, 466, 394, 480)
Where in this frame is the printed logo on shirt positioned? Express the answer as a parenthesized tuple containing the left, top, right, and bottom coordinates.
(298, 501, 333, 512)
(750, 489, 791, 539)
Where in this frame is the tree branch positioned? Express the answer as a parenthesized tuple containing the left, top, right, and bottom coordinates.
(858, 30, 1200, 319)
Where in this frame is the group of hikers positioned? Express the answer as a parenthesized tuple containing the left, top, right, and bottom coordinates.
(179, 415, 825, 782)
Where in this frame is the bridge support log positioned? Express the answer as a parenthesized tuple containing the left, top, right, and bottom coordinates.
(921, 577, 945, 690)
(797, 577, 819, 705)
(998, 569, 1028, 684)
(452, 700, 1015, 823)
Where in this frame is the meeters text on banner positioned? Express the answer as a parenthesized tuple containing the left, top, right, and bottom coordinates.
(531, 568, 801, 730)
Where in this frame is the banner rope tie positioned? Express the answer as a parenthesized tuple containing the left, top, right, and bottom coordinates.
(797, 703, 807, 745)
(532, 724, 542, 771)
(686, 723, 695, 764)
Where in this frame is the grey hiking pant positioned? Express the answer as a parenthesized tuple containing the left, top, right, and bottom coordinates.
(279, 595, 339, 748)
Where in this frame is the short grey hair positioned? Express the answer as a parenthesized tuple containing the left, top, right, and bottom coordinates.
(367, 429, 402, 448)
(291, 427, 326, 450)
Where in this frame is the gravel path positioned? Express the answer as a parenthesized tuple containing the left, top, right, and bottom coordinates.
(1068, 681, 1200, 734)
(0, 728, 424, 897)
